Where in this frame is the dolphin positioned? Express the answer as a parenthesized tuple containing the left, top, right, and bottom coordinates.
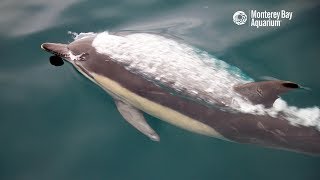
(41, 32, 320, 155)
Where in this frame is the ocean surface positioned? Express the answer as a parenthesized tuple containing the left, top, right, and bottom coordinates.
(1, 0, 320, 180)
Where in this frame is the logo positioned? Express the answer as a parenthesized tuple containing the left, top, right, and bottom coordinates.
(233, 11, 247, 25)
(233, 10, 293, 28)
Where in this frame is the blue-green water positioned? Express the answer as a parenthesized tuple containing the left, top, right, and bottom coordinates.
(1, 0, 320, 180)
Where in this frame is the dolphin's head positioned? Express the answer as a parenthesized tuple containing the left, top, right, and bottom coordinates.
(41, 43, 70, 62)
(41, 36, 96, 64)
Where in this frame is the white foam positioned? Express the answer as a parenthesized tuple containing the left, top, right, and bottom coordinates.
(92, 32, 253, 105)
(273, 99, 320, 129)
(68, 51, 82, 61)
(69, 31, 97, 40)
(75, 31, 320, 130)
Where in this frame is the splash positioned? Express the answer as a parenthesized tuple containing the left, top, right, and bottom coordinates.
(68, 31, 96, 40)
(72, 31, 320, 130)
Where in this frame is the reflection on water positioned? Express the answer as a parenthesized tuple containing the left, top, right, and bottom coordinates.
(1, 0, 320, 180)
(0, 0, 79, 36)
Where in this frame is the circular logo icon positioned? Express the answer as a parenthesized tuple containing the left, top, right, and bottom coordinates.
(233, 11, 247, 25)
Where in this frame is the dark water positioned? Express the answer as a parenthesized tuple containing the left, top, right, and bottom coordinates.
(1, 0, 320, 180)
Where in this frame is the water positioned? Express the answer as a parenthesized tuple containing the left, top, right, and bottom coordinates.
(1, 0, 320, 180)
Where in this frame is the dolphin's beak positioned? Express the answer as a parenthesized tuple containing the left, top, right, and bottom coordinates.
(41, 43, 70, 59)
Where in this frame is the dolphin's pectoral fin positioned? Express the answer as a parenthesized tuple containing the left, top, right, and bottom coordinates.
(115, 99, 160, 141)
(234, 80, 300, 108)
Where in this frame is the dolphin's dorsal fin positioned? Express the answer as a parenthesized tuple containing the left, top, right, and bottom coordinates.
(115, 99, 160, 141)
(234, 80, 300, 108)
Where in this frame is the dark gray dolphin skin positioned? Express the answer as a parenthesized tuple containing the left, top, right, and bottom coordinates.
(41, 35, 320, 155)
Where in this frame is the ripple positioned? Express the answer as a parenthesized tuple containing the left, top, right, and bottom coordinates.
(0, 0, 81, 37)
